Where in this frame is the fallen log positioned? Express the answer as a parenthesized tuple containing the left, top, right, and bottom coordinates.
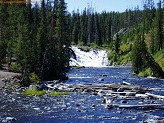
(111, 91, 136, 96)
(135, 94, 149, 98)
(145, 93, 164, 100)
(114, 104, 164, 109)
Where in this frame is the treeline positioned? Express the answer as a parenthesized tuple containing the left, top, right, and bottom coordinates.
(70, 0, 163, 51)
(69, 0, 164, 78)
(70, 5, 143, 47)
(0, 0, 71, 84)
(0, 0, 164, 81)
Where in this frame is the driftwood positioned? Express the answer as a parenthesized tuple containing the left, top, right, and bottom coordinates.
(145, 93, 164, 100)
(44, 82, 146, 94)
(114, 104, 164, 109)
(42, 81, 164, 110)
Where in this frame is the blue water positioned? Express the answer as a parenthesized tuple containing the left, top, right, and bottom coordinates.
(0, 67, 164, 123)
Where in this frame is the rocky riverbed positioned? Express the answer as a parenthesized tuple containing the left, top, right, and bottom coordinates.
(39, 80, 164, 110)
(1, 68, 164, 123)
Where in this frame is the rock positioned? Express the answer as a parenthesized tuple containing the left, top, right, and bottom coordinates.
(76, 103, 80, 107)
(157, 119, 164, 123)
(116, 111, 122, 114)
(83, 88, 93, 93)
(92, 104, 96, 108)
(2, 117, 16, 122)
(36, 83, 48, 90)
(96, 78, 104, 81)
(121, 100, 127, 104)
(117, 88, 124, 92)
(105, 104, 114, 109)
(62, 108, 67, 111)
(101, 74, 108, 77)
(28, 85, 37, 90)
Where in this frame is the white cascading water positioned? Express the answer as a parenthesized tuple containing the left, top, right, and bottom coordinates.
(70, 46, 109, 67)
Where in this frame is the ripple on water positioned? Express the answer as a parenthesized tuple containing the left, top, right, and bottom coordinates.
(0, 67, 164, 123)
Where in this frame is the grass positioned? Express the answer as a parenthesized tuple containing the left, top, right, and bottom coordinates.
(50, 91, 69, 96)
(154, 49, 164, 71)
(22, 89, 46, 96)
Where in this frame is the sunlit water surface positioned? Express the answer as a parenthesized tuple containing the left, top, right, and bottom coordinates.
(0, 67, 164, 123)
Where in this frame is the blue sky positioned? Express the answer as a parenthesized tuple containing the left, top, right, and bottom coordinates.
(65, 0, 159, 13)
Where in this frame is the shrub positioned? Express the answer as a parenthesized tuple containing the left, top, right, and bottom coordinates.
(10, 63, 21, 73)
(139, 68, 152, 77)
(29, 72, 40, 84)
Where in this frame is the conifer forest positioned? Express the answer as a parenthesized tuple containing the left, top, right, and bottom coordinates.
(0, 0, 164, 84)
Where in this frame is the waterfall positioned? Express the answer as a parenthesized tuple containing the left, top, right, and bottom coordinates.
(70, 46, 109, 67)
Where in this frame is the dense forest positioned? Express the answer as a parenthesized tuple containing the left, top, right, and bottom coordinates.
(70, 0, 164, 78)
(0, 0, 71, 84)
(0, 0, 164, 85)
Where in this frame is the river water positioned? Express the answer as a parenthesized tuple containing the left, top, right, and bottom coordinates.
(0, 67, 164, 123)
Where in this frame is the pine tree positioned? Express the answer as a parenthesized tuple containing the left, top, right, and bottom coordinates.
(94, 12, 102, 45)
(37, 0, 48, 68)
(155, 0, 163, 51)
(0, 4, 8, 67)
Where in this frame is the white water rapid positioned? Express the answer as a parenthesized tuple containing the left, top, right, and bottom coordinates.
(70, 46, 109, 67)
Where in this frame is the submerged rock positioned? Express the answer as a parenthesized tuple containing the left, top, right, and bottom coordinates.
(121, 100, 127, 104)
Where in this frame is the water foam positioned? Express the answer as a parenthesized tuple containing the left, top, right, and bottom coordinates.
(70, 46, 109, 67)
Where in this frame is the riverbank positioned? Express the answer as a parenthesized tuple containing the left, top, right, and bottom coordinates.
(0, 70, 20, 89)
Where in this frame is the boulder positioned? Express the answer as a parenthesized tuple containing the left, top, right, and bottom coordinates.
(157, 119, 164, 123)
(2, 117, 16, 122)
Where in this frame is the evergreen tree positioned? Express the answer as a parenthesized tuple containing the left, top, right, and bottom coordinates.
(0, 4, 8, 67)
(155, 0, 163, 51)
(94, 12, 102, 45)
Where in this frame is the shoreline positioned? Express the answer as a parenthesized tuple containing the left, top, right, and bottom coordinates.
(0, 70, 21, 89)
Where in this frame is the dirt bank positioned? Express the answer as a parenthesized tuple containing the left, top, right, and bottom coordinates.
(0, 70, 21, 89)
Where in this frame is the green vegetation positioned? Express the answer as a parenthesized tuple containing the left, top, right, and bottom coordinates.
(22, 89, 68, 97)
(0, 0, 71, 84)
(139, 68, 153, 77)
(154, 49, 164, 70)
(0, 0, 163, 79)
(22, 89, 46, 96)
(50, 91, 69, 96)
(29, 72, 40, 84)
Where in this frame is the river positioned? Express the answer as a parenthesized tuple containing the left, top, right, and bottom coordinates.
(0, 67, 164, 123)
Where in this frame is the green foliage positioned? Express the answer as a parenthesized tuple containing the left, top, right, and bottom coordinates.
(50, 91, 69, 96)
(139, 68, 153, 77)
(118, 54, 131, 65)
(107, 52, 115, 65)
(119, 44, 131, 55)
(78, 46, 90, 52)
(10, 63, 21, 73)
(22, 89, 46, 96)
(131, 34, 144, 74)
(90, 43, 101, 49)
(154, 49, 164, 70)
(0, 0, 71, 83)
(0, 0, 164, 81)
(78, 41, 84, 46)
(29, 72, 40, 84)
